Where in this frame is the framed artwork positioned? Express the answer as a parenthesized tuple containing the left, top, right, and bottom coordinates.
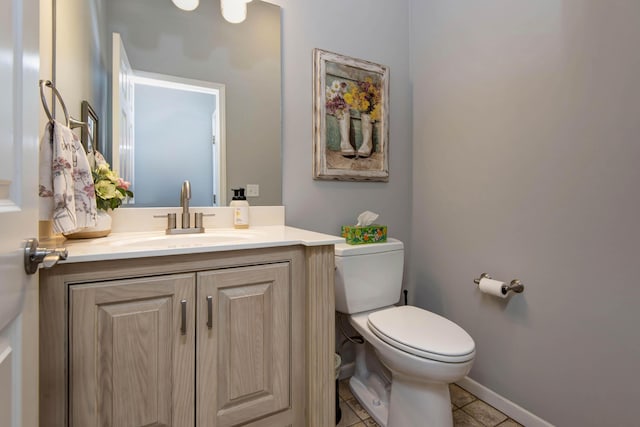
(313, 49, 389, 181)
(81, 100, 98, 153)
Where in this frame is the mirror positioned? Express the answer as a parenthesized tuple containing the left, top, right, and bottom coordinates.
(52, 0, 282, 206)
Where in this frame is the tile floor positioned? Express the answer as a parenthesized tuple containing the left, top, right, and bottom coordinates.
(337, 379, 523, 427)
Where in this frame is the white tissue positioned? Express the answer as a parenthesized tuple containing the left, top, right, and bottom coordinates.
(478, 277, 508, 299)
(356, 211, 379, 226)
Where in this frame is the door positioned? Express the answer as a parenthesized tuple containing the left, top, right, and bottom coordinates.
(0, 0, 40, 425)
(197, 263, 291, 427)
(69, 274, 196, 427)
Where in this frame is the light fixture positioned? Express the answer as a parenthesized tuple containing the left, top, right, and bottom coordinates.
(172, 0, 199, 11)
(221, 0, 252, 24)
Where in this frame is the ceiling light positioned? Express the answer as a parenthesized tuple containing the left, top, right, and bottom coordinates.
(172, 0, 199, 11)
(221, 0, 248, 24)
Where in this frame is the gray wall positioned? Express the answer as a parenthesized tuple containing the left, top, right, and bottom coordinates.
(276, 0, 413, 246)
(107, 0, 281, 205)
(134, 85, 215, 207)
(411, 2, 640, 425)
(55, 0, 108, 151)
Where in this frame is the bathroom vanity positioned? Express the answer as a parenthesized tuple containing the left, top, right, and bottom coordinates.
(39, 223, 341, 427)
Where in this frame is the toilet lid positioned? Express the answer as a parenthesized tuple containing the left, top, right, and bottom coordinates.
(367, 306, 475, 363)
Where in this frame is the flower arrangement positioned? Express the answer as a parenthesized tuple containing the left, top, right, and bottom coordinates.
(325, 79, 350, 119)
(344, 77, 382, 121)
(89, 151, 133, 211)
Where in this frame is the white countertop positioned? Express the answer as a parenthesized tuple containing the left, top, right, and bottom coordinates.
(60, 226, 344, 263)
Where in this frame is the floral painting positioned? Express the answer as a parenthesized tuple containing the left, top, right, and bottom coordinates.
(313, 49, 389, 181)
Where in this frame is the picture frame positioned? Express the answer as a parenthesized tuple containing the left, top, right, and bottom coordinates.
(313, 49, 389, 181)
(81, 100, 98, 154)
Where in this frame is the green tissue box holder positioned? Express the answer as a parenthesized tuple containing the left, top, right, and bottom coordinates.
(341, 225, 387, 245)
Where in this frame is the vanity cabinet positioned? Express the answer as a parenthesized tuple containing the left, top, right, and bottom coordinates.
(197, 264, 292, 426)
(40, 246, 332, 427)
(69, 274, 196, 426)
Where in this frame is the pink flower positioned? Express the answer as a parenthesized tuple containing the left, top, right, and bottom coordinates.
(117, 178, 131, 190)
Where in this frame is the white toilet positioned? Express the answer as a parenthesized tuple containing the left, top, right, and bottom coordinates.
(335, 238, 475, 427)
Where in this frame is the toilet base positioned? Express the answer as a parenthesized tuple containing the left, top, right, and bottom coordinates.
(387, 375, 453, 427)
(350, 373, 454, 427)
(349, 375, 389, 426)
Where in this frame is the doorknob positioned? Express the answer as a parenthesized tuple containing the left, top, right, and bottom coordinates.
(24, 238, 68, 275)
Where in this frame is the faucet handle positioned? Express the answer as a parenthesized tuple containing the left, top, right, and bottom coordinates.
(195, 213, 203, 229)
(153, 213, 177, 229)
(168, 213, 177, 229)
(194, 213, 216, 229)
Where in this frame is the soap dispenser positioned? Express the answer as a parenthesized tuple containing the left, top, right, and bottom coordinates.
(230, 188, 249, 229)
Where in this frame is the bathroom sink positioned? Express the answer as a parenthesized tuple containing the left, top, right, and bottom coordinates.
(98, 230, 257, 249)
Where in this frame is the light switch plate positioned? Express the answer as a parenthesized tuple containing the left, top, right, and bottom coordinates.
(246, 184, 259, 197)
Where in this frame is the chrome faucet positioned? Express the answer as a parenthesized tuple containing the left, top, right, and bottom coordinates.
(154, 180, 212, 234)
(181, 180, 191, 228)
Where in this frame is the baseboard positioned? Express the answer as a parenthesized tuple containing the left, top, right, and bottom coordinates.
(456, 377, 554, 427)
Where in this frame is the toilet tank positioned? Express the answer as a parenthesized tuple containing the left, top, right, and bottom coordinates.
(334, 238, 404, 314)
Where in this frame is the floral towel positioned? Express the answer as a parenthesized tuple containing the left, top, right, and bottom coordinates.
(39, 120, 97, 234)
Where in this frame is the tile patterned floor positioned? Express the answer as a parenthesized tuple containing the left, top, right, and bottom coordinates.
(337, 379, 523, 427)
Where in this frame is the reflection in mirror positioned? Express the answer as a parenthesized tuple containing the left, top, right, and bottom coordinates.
(127, 71, 224, 207)
(53, 0, 282, 206)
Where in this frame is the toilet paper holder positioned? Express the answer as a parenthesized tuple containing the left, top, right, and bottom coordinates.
(473, 273, 525, 295)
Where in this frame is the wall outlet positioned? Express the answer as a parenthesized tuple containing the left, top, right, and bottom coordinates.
(246, 184, 259, 197)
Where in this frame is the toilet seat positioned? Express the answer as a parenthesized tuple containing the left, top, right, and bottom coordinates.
(367, 306, 475, 363)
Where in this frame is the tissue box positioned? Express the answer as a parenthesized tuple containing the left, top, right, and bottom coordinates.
(341, 225, 387, 245)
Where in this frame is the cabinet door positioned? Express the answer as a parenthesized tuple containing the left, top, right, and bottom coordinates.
(197, 263, 291, 427)
(69, 274, 196, 427)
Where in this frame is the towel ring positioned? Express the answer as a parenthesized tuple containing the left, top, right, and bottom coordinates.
(39, 80, 70, 127)
(39, 79, 94, 151)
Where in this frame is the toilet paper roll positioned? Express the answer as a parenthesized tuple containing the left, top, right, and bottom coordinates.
(478, 277, 508, 298)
